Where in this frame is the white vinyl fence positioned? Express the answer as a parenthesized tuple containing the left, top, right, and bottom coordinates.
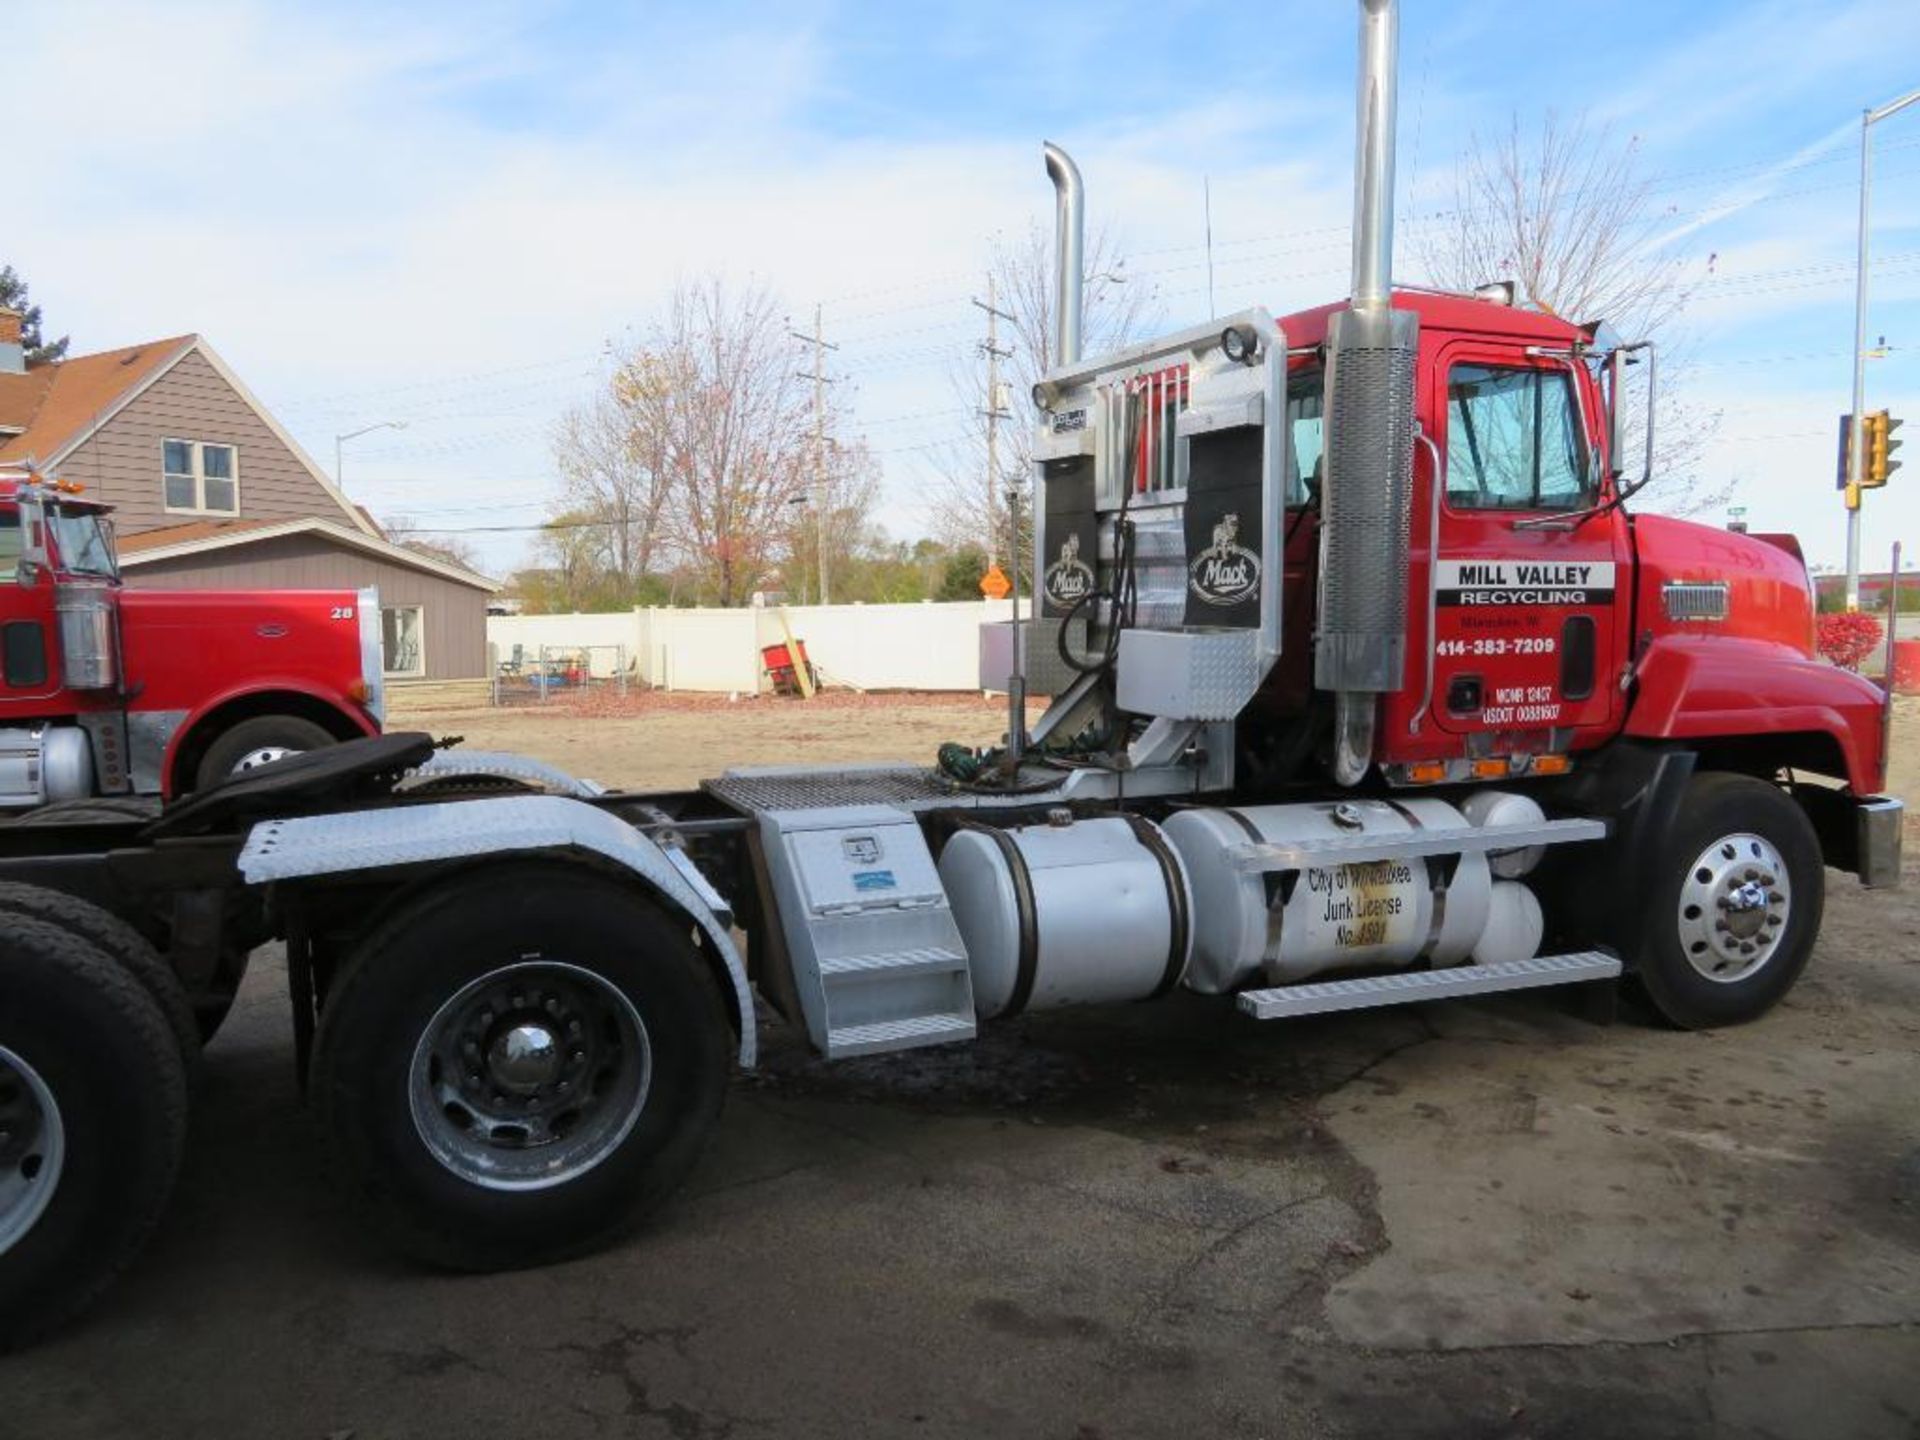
(488, 600, 1022, 694)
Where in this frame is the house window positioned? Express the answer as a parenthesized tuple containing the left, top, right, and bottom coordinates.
(381, 605, 425, 678)
(163, 439, 239, 515)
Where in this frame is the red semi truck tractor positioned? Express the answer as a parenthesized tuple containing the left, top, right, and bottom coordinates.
(0, 468, 382, 810)
(0, 0, 1904, 1351)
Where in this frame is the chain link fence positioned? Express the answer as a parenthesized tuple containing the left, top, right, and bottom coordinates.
(490, 644, 632, 708)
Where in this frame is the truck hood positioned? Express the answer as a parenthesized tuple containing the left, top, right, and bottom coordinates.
(116, 587, 371, 714)
(1631, 513, 1814, 658)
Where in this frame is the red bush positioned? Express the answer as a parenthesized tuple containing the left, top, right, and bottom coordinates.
(1815, 611, 1883, 671)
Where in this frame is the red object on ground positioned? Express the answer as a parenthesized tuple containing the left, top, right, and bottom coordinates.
(1893, 639, 1920, 695)
(760, 640, 816, 696)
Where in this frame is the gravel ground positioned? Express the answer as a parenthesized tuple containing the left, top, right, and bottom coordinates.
(7, 693, 1920, 1439)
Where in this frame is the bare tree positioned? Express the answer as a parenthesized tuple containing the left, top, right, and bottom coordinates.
(545, 277, 880, 607)
(782, 437, 883, 604)
(1419, 112, 1724, 510)
(380, 513, 483, 572)
(927, 221, 1155, 559)
(551, 368, 678, 586)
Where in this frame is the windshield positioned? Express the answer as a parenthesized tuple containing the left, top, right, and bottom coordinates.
(48, 506, 117, 579)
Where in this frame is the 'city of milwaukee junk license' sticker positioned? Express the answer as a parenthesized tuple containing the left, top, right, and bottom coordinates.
(1435, 559, 1615, 607)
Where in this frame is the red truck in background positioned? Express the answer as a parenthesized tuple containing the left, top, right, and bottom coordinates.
(0, 468, 381, 810)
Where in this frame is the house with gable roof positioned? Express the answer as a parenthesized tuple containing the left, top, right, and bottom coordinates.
(0, 308, 497, 681)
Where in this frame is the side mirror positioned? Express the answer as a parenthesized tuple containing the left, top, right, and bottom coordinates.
(1607, 341, 1656, 493)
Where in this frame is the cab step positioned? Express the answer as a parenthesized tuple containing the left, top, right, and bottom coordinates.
(826, 1013, 976, 1059)
(1235, 950, 1622, 1020)
(817, 946, 969, 981)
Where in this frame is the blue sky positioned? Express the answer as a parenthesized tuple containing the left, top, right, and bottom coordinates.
(14, 0, 1920, 578)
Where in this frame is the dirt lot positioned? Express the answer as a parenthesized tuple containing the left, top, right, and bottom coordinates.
(393, 688, 1038, 791)
(9, 694, 1920, 1439)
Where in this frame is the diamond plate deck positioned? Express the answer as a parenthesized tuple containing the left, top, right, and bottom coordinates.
(706, 763, 1066, 815)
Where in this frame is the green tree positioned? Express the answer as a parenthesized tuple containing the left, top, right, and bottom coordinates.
(0, 266, 69, 363)
(937, 546, 989, 602)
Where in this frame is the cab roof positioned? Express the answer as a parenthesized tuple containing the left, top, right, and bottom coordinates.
(1277, 288, 1592, 350)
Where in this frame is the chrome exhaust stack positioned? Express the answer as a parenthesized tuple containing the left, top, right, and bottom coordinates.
(1043, 141, 1084, 367)
(1317, 0, 1419, 785)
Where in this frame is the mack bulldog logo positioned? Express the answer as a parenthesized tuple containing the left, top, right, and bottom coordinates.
(1188, 512, 1262, 607)
(1043, 532, 1095, 608)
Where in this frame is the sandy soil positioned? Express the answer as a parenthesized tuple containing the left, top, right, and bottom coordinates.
(387, 689, 1043, 792)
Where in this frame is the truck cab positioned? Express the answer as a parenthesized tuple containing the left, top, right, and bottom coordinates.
(1267, 291, 1888, 799)
(0, 469, 383, 809)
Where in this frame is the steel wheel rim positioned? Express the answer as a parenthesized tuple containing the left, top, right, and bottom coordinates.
(1676, 831, 1791, 983)
(231, 745, 301, 775)
(408, 960, 651, 1192)
(0, 1044, 66, 1255)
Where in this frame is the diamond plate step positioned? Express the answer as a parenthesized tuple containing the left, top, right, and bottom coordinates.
(817, 946, 969, 981)
(826, 1012, 977, 1059)
(1236, 951, 1621, 1020)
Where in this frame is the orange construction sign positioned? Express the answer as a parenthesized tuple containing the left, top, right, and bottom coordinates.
(979, 562, 1011, 600)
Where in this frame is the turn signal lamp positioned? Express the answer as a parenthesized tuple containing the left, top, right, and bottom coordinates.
(1529, 754, 1572, 777)
(1470, 758, 1511, 780)
(346, 678, 372, 705)
(1404, 761, 1447, 785)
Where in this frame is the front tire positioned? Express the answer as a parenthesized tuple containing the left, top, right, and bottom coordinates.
(1633, 772, 1823, 1029)
(312, 863, 731, 1271)
(194, 715, 336, 791)
(0, 917, 189, 1351)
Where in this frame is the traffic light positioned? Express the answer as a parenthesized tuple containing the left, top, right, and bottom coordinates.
(1863, 410, 1903, 488)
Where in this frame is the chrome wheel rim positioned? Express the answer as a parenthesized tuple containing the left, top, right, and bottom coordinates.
(0, 1045, 66, 1255)
(231, 745, 301, 775)
(1677, 832, 1791, 983)
(408, 961, 651, 1192)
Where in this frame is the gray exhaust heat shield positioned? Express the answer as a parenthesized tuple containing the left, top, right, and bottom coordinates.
(1314, 304, 1419, 695)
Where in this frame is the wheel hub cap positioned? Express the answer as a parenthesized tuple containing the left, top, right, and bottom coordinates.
(0, 1044, 65, 1256)
(489, 1022, 562, 1091)
(409, 961, 651, 1192)
(1677, 832, 1791, 983)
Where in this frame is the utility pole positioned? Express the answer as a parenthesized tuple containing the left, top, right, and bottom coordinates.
(1844, 85, 1920, 612)
(790, 305, 839, 604)
(972, 277, 1015, 564)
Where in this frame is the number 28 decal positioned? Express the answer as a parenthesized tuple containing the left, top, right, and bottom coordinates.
(330, 606, 355, 620)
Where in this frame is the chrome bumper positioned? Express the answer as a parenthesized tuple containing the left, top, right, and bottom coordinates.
(1858, 796, 1905, 889)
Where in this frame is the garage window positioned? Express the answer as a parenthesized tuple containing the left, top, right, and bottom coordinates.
(163, 439, 240, 515)
(381, 605, 425, 678)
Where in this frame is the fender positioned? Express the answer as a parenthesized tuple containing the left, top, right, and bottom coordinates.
(1623, 634, 1885, 793)
(236, 794, 756, 1066)
(162, 677, 380, 793)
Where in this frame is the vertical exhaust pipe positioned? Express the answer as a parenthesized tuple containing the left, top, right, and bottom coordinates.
(1318, 0, 1420, 785)
(1043, 141, 1084, 368)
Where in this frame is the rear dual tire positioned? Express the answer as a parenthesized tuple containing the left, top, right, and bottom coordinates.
(0, 918, 188, 1352)
(312, 864, 731, 1271)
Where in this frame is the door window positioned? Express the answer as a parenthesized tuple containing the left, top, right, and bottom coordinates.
(1444, 364, 1590, 511)
(0, 509, 19, 583)
(1285, 369, 1324, 506)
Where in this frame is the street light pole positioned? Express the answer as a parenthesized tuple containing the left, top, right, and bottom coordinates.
(334, 419, 409, 491)
(1844, 86, 1920, 612)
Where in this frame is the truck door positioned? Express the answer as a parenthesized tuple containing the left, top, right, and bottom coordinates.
(0, 501, 60, 705)
(1426, 340, 1629, 745)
